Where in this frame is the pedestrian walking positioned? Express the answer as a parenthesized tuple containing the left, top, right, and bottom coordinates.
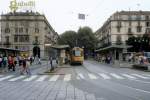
(26, 58, 31, 75)
(20, 57, 27, 75)
(2, 55, 8, 72)
(14, 56, 17, 67)
(18, 56, 22, 67)
(49, 57, 54, 71)
(29, 56, 33, 65)
(8, 56, 15, 71)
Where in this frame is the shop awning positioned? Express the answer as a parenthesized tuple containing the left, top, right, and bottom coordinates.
(50, 45, 70, 49)
(95, 45, 132, 52)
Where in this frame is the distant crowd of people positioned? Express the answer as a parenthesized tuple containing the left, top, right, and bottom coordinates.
(95, 53, 149, 65)
(0, 55, 41, 75)
(95, 54, 112, 64)
(127, 54, 149, 64)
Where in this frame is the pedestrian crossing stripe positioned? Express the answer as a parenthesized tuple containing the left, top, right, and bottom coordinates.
(78, 73, 85, 79)
(0, 75, 14, 81)
(36, 75, 48, 81)
(88, 73, 97, 80)
(8, 75, 26, 81)
(98, 73, 110, 79)
(49, 75, 59, 81)
(23, 75, 38, 81)
(122, 74, 137, 79)
(110, 73, 124, 79)
(131, 74, 149, 79)
(0, 73, 149, 82)
(64, 74, 71, 81)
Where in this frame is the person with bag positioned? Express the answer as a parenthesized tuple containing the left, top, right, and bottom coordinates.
(8, 56, 15, 71)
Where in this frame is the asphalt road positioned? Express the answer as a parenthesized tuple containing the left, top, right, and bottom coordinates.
(0, 60, 150, 100)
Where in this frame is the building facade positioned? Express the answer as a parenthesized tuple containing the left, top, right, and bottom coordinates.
(0, 11, 59, 58)
(95, 11, 150, 61)
(95, 11, 150, 48)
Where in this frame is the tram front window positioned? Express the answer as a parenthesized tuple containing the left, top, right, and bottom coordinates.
(73, 50, 81, 56)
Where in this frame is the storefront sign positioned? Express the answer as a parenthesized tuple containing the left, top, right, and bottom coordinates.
(9, 0, 35, 12)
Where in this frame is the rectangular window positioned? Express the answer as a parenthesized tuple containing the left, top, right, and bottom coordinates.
(146, 28, 150, 33)
(5, 28, 10, 33)
(26, 28, 28, 33)
(117, 21, 122, 27)
(15, 28, 18, 33)
(129, 21, 132, 26)
(146, 22, 150, 27)
(25, 35, 29, 42)
(18, 35, 29, 42)
(35, 36, 38, 42)
(137, 26, 142, 32)
(145, 16, 149, 20)
(137, 21, 140, 26)
(19, 28, 23, 33)
(73, 50, 81, 56)
(128, 28, 132, 33)
(5, 36, 9, 42)
(35, 28, 39, 33)
(14, 35, 18, 42)
(117, 27, 121, 33)
(15, 46, 18, 49)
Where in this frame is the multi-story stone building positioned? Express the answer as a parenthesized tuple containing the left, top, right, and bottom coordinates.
(95, 11, 150, 61)
(0, 11, 59, 58)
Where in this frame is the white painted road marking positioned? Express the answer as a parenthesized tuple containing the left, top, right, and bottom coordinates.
(78, 73, 85, 79)
(132, 74, 149, 79)
(88, 73, 97, 80)
(110, 73, 124, 79)
(142, 74, 150, 77)
(64, 74, 71, 81)
(122, 74, 137, 79)
(36, 75, 48, 81)
(23, 75, 38, 81)
(8, 76, 26, 81)
(98, 73, 110, 79)
(49, 75, 59, 81)
(0, 75, 14, 81)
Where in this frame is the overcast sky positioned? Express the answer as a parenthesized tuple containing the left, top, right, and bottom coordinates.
(0, 0, 150, 34)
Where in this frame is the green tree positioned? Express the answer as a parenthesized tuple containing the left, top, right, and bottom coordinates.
(57, 31, 77, 48)
(77, 27, 98, 54)
(126, 34, 150, 52)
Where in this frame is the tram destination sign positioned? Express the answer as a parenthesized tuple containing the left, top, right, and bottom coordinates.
(9, 0, 35, 12)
